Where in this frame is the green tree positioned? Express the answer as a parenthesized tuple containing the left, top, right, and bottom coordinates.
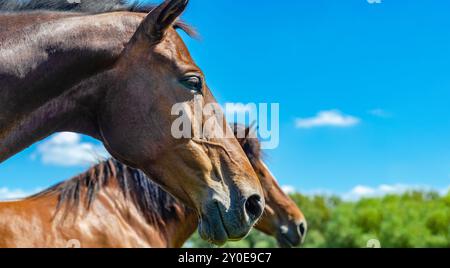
(186, 191, 450, 248)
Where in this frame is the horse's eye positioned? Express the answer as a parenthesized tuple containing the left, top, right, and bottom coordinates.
(181, 75, 203, 94)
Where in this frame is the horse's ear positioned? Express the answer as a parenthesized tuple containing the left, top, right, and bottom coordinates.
(136, 0, 189, 44)
(245, 127, 251, 139)
(246, 121, 257, 138)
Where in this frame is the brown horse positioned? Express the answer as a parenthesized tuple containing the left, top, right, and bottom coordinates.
(0, 128, 306, 248)
(0, 0, 264, 244)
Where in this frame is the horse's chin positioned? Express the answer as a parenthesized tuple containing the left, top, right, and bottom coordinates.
(197, 199, 254, 245)
(198, 212, 229, 246)
(276, 233, 300, 248)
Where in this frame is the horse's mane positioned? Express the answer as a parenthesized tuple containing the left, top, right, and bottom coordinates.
(28, 158, 186, 226)
(0, 0, 197, 37)
(0, 0, 149, 13)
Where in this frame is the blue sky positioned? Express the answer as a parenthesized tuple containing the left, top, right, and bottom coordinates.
(1, 0, 450, 199)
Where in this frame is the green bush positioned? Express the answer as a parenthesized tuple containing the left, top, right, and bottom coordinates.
(186, 191, 450, 248)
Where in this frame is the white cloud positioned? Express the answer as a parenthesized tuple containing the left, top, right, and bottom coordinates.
(283, 184, 449, 201)
(342, 184, 449, 201)
(367, 0, 382, 4)
(281, 185, 297, 195)
(350, 185, 376, 196)
(295, 110, 360, 129)
(0, 187, 41, 200)
(440, 185, 450, 196)
(34, 132, 110, 167)
(368, 109, 391, 118)
(282, 186, 336, 197)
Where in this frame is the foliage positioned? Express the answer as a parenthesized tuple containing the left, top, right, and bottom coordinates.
(186, 191, 450, 248)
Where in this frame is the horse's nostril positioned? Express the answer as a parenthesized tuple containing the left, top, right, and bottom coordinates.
(298, 221, 307, 237)
(244, 194, 263, 222)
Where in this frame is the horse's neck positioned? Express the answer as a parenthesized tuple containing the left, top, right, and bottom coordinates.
(54, 177, 158, 247)
(105, 181, 198, 248)
(0, 11, 144, 162)
(164, 208, 199, 248)
(0, 171, 199, 248)
(0, 11, 81, 35)
(80, 170, 198, 248)
(0, 11, 142, 118)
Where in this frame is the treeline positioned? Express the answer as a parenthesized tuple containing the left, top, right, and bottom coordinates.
(187, 191, 450, 248)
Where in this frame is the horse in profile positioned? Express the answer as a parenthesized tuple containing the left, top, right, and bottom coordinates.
(0, 0, 264, 244)
(0, 127, 306, 248)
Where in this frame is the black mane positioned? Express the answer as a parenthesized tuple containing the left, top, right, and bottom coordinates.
(29, 158, 187, 226)
(0, 0, 147, 13)
(0, 0, 197, 37)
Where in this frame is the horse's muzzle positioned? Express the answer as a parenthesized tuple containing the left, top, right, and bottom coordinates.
(277, 220, 308, 248)
(197, 192, 264, 245)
